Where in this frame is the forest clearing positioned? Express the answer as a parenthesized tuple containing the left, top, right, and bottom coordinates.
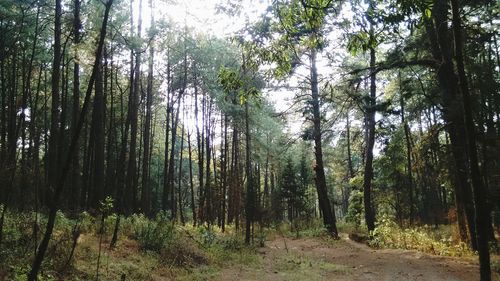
(0, 0, 499, 280)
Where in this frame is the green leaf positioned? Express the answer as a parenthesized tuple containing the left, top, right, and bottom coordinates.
(424, 8, 431, 19)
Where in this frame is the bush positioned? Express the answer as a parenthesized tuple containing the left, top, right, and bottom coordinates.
(198, 227, 216, 246)
(345, 190, 363, 229)
(369, 215, 473, 257)
(131, 212, 175, 251)
(216, 235, 245, 251)
(160, 237, 209, 267)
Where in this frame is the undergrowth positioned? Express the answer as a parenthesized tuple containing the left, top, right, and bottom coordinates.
(369, 215, 474, 257)
(1, 208, 495, 280)
(0, 208, 259, 280)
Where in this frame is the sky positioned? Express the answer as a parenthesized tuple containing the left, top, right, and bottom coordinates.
(141, 0, 270, 37)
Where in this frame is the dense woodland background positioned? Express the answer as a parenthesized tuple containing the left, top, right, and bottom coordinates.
(0, 0, 498, 280)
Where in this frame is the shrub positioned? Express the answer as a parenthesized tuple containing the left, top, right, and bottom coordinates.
(345, 190, 363, 229)
(131, 213, 175, 251)
(216, 235, 245, 251)
(369, 215, 473, 257)
(198, 227, 216, 246)
(160, 237, 209, 267)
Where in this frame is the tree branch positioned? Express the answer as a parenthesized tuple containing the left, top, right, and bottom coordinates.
(348, 59, 439, 77)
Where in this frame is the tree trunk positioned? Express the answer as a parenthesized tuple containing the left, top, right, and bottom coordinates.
(362, 21, 377, 232)
(187, 130, 197, 226)
(141, 0, 154, 215)
(27, 2, 112, 278)
(399, 73, 414, 224)
(427, 0, 478, 250)
(70, 0, 82, 210)
(244, 98, 253, 244)
(451, 0, 491, 278)
(47, 0, 62, 209)
(310, 48, 338, 237)
(168, 99, 180, 218)
(162, 50, 171, 212)
(90, 59, 105, 208)
(178, 120, 185, 225)
(126, 0, 143, 213)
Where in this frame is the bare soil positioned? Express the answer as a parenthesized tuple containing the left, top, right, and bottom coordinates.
(218, 234, 483, 281)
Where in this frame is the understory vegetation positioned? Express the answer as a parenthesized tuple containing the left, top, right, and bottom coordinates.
(0, 208, 260, 281)
(1, 206, 498, 280)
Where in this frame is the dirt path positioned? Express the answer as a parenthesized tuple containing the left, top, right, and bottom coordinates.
(218, 235, 481, 281)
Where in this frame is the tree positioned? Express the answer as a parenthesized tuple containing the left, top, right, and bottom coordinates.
(28, 1, 113, 279)
(243, 0, 340, 237)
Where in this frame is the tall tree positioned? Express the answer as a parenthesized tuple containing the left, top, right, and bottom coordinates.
(141, 0, 155, 215)
(28, 1, 113, 278)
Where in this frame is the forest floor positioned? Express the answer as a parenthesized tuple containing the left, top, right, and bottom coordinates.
(217, 234, 483, 281)
(3, 215, 498, 280)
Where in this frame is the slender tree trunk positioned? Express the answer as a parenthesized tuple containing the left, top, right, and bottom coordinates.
(71, 0, 82, 210)
(451, 1, 491, 278)
(162, 51, 171, 211)
(90, 59, 105, 209)
(187, 130, 197, 226)
(244, 98, 253, 244)
(47, 0, 62, 210)
(168, 100, 180, 218)
(427, 0, 478, 250)
(221, 114, 228, 231)
(263, 136, 269, 210)
(399, 73, 414, 224)
(196, 72, 205, 224)
(141, 0, 154, 215)
(178, 121, 185, 225)
(27, 2, 112, 279)
(362, 14, 377, 231)
(126, 0, 143, 213)
(310, 48, 338, 237)
(205, 103, 213, 225)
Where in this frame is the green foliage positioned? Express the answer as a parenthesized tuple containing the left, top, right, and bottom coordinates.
(345, 189, 364, 228)
(294, 219, 328, 238)
(369, 216, 474, 257)
(10, 264, 56, 281)
(79, 211, 96, 233)
(347, 31, 377, 55)
(99, 196, 114, 215)
(198, 227, 217, 245)
(218, 66, 261, 105)
(270, 219, 327, 238)
(130, 212, 175, 251)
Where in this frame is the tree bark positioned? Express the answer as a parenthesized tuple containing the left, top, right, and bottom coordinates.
(28, 1, 113, 278)
(310, 48, 338, 238)
(426, 0, 478, 250)
(451, 0, 491, 278)
(187, 129, 197, 225)
(399, 73, 414, 224)
(362, 6, 377, 231)
(126, 0, 143, 213)
(141, 0, 154, 215)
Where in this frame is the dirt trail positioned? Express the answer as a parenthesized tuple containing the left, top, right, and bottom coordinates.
(218, 235, 481, 281)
